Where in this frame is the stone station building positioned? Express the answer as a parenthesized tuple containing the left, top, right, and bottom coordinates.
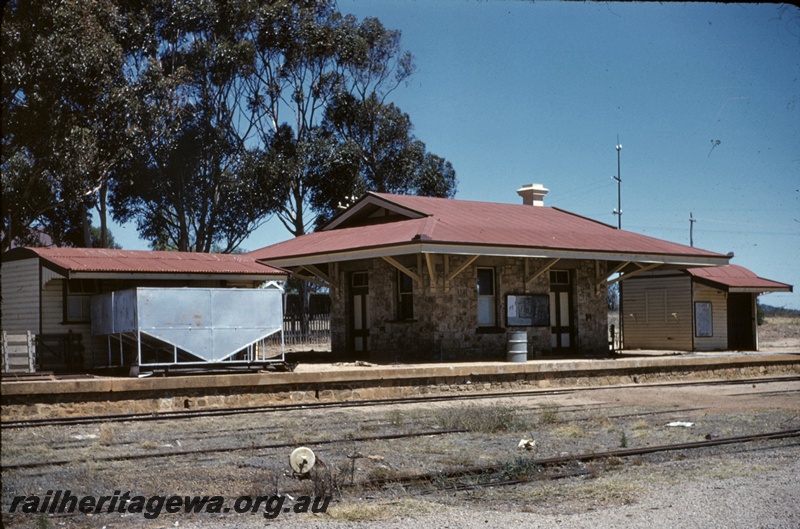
(249, 186, 731, 361)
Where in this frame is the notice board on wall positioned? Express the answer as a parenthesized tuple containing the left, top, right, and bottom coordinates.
(506, 294, 549, 327)
(694, 301, 713, 337)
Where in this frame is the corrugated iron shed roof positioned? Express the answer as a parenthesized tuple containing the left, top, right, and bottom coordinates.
(3, 247, 286, 277)
(686, 265, 792, 292)
(249, 192, 730, 265)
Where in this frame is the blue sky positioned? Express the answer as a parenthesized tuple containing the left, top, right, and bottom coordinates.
(108, 1, 800, 309)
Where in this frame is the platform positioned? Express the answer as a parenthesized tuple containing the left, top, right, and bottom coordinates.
(2, 351, 798, 421)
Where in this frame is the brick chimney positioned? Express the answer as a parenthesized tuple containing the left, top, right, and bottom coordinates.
(516, 184, 549, 206)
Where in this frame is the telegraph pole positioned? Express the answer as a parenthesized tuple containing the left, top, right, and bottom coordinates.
(612, 140, 622, 229)
(612, 138, 624, 352)
(689, 212, 696, 247)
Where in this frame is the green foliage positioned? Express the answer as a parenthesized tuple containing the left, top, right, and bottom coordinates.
(538, 403, 560, 425)
(3, 0, 458, 251)
(501, 456, 542, 481)
(312, 93, 457, 225)
(2, 0, 130, 250)
(35, 513, 52, 529)
(89, 226, 121, 249)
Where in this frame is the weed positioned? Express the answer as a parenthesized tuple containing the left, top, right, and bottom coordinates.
(539, 403, 559, 424)
(588, 413, 612, 427)
(632, 419, 650, 430)
(326, 502, 386, 521)
(501, 456, 542, 481)
(433, 403, 520, 433)
(619, 431, 628, 448)
(553, 423, 585, 438)
(358, 422, 381, 432)
(245, 470, 280, 498)
(326, 499, 434, 521)
(35, 514, 52, 529)
(309, 462, 340, 498)
(386, 409, 406, 427)
(367, 466, 400, 481)
(98, 423, 115, 445)
(603, 456, 625, 468)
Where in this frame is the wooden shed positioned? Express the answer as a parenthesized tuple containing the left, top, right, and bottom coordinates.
(621, 265, 792, 351)
(1, 248, 286, 371)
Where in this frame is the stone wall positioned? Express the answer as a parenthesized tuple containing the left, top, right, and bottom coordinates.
(4, 359, 797, 421)
(330, 256, 609, 360)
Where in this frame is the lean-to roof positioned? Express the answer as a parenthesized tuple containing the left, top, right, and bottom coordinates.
(686, 265, 792, 293)
(3, 247, 286, 279)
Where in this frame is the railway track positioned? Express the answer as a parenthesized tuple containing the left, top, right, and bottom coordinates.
(0, 403, 711, 471)
(4, 378, 797, 529)
(362, 428, 800, 492)
(0, 428, 468, 471)
(3, 375, 797, 429)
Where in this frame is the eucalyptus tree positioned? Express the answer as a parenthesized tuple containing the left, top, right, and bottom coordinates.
(1, 0, 130, 250)
(313, 92, 457, 224)
(110, 0, 285, 252)
(2, 0, 457, 253)
(240, 0, 456, 236)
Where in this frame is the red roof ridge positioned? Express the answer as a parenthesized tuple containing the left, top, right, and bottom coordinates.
(550, 206, 619, 230)
(415, 216, 438, 242)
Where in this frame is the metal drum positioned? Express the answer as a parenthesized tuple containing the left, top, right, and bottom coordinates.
(506, 331, 528, 362)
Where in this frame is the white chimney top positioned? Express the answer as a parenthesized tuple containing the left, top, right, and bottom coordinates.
(517, 183, 549, 206)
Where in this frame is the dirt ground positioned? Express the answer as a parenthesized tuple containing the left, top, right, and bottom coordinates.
(2, 315, 798, 528)
(758, 316, 800, 351)
(2, 375, 798, 528)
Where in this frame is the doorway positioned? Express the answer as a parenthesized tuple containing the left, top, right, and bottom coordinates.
(348, 271, 369, 354)
(549, 270, 574, 353)
(727, 293, 756, 350)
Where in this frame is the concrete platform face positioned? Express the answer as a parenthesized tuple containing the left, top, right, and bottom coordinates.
(2, 351, 798, 421)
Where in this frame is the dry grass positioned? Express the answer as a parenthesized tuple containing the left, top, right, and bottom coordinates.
(433, 402, 522, 433)
(325, 498, 436, 521)
(522, 477, 641, 508)
(552, 423, 586, 438)
(538, 403, 560, 424)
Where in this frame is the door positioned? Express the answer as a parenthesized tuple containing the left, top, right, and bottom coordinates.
(348, 272, 369, 354)
(549, 270, 574, 353)
(727, 293, 756, 350)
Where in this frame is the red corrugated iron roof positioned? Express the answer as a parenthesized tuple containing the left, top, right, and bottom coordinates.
(686, 265, 792, 292)
(249, 192, 730, 263)
(5, 247, 286, 276)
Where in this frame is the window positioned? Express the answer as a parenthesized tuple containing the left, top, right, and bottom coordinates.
(695, 301, 713, 337)
(65, 279, 99, 322)
(396, 271, 414, 321)
(477, 268, 496, 327)
(352, 272, 369, 287)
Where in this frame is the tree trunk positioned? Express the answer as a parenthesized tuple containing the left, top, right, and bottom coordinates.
(99, 182, 108, 248)
(82, 207, 93, 248)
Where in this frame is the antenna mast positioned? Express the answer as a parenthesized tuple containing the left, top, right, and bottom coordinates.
(612, 137, 622, 229)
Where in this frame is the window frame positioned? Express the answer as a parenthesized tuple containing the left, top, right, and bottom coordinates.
(477, 267, 497, 327)
(396, 270, 415, 321)
(63, 279, 99, 323)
